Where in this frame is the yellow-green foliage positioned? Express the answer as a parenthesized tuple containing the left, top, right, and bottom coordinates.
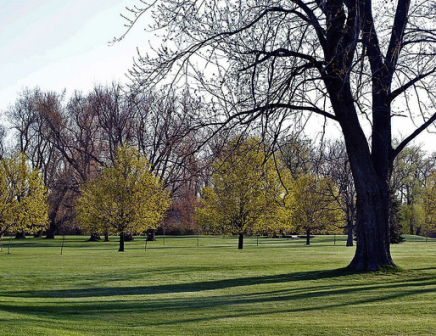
(291, 174, 343, 235)
(196, 137, 292, 236)
(0, 153, 48, 234)
(76, 145, 171, 236)
(423, 172, 436, 238)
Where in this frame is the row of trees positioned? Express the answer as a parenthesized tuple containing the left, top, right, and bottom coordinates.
(2, 85, 206, 243)
(115, 0, 436, 270)
(196, 136, 344, 249)
(197, 134, 436, 249)
(2, 84, 436, 253)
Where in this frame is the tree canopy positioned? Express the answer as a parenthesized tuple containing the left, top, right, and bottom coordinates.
(196, 137, 292, 249)
(423, 172, 436, 241)
(76, 145, 171, 251)
(0, 153, 48, 236)
(291, 174, 343, 245)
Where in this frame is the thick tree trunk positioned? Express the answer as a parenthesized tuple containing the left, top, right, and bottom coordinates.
(346, 220, 354, 247)
(348, 185, 394, 270)
(306, 229, 311, 245)
(45, 223, 57, 239)
(327, 80, 395, 271)
(238, 233, 244, 249)
(119, 232, 125, 252)
(104, 232, 110, 242)
(342, 115, 395, 270)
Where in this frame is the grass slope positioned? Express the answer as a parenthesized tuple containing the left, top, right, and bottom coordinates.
(0, 235, 436, 335)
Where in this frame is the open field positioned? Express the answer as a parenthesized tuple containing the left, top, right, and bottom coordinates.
(1, 234, 436, 335)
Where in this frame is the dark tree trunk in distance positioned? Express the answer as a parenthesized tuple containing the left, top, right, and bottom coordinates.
(146, 229, 156, 241)
(45, 222, 57, 239)
(87, 233, 101, 241)
(238, 233, 244, 249)
(34, 230, 43, 238)
(124, 233, 134, 241)
(15, 231, 26, 239)
(306, 229, 311, 245)
(119, 233, 125, 252)
(104, 232, 110, 242)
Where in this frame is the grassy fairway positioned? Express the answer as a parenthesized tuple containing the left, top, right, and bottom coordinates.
(0, 235, 436, 335)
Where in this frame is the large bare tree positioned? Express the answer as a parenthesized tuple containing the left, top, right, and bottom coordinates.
(118, 0, 436, 270)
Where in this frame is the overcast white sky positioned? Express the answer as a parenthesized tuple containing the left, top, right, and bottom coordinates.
(0, 0, 146, 113)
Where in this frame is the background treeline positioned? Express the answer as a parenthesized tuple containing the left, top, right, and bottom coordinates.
(1, 85, 436, 242)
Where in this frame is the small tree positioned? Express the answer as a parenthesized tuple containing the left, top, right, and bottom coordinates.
(196, 137, 292, 249)
(423, 173, 436, 242)
(0, 153, 48, 237)
(291, 174, 343, 245)
(389, 191, 405, 244)
(76, 145, 171, 252)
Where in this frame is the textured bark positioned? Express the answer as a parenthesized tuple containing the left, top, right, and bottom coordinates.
(326, 74, 395, 270)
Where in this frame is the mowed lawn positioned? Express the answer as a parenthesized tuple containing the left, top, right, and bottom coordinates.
(0, 235, 436, 335)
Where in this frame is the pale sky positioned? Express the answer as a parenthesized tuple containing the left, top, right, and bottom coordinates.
(0, 0, 146, 113)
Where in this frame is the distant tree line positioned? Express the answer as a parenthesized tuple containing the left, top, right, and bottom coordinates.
(2, 85, 436, 248)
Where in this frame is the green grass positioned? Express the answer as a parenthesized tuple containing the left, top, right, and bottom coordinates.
(1, 234, 436, 335)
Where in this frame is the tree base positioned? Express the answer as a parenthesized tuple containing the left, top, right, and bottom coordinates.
(87, 234, 101, 242)
(347, 256, 397, 272)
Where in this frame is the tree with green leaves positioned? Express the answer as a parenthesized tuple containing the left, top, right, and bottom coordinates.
(0, 153, 48, 238)
(291, 174, 343, 245)
(196, 137, 292, 249)
(391, 145, 432, 235)
(76, 145, 171, 252)
(423, 173, 436, 242)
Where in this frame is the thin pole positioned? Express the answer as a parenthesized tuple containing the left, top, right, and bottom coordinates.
(145, 238, 148, 252)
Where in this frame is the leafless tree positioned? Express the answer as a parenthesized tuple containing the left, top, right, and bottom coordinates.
(7, 88, 72, 238)
(322, 140, 356, 247)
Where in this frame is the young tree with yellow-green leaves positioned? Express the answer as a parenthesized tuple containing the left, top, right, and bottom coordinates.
(0, 153, 48, 238)
(76, 145, 171, 252)
(196, 137, 292, 249)
(423, 173, 436, 242)
(291, 174, 343, 245)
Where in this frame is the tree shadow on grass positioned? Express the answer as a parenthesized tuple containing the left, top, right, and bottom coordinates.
(0, 270, 436, 329)
(1, 267, 431, 300)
